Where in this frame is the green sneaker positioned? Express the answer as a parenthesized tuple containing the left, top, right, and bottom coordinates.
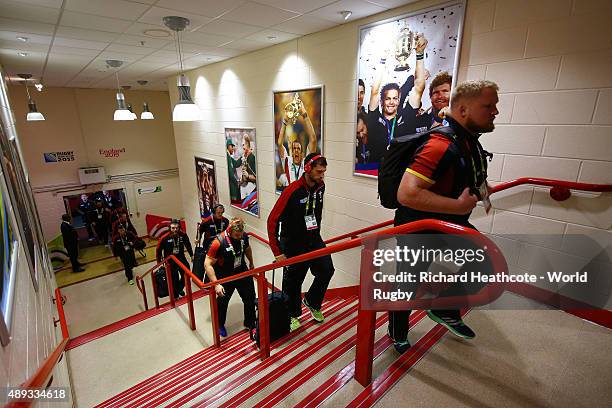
(290, 317, 301, 332)
(303, 298, 324, 323)
(426, 310, 475, 339)
(128, 280, 134, 285)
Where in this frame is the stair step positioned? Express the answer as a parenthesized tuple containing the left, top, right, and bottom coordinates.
(96, 297, 353, 407)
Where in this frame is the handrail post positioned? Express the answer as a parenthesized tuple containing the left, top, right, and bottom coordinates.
(185, 272, 196, 330)
(210, 286, 220, 347)
(166, 260, 176, 308)
(54, 288, 69, 339)
(139, 278, 149, 311)
(257, 272, 270, 360)
(354, 243, 376, 386)
(151, 267, 160, 309)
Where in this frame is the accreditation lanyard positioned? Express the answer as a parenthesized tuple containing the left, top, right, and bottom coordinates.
(385, 116, 397, 145)
(469, 141, 487, 187)
(304, 189, 319, 231)
(214, 219, 225, 234)
(172, 236, 181, 254)
(120, 235, 131, 251)
(223, 232, 244, 268)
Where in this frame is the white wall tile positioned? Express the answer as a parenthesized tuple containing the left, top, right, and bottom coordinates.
(593, 89, 612, 125)
(467, 27, 528, 65)
(493, 0, 572, 30)
(480, 125, 546, 155)
(578, 160, 612, 184)
(512, 90, 598, 124)
(530, 187, 612, 229)
(501, 155, 580, 181)
(486, 57, 561, 92)
(557, 51, 612, 89)
(543, 126, 612, 161)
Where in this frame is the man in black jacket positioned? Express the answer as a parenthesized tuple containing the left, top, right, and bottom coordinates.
(156, 219, 194, 298)
(267, 153, 334, 331)
(60, 214, 84, 272)
(113, 224, 138, 284)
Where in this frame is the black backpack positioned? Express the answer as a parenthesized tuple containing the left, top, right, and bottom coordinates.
(378, 126, 458, 209)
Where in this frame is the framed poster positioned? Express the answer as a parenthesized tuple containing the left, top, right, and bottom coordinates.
(0, 173, 19, 346)
(225, 128, 259, 217)
(194, 157, 219, 219)
(273, 86, 323, 194)
(354, 2, 465, 177)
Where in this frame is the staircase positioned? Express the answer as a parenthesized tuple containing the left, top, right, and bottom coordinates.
(92, 296, 452, 407)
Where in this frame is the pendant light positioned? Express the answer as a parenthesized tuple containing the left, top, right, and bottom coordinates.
(163, 16, 202, 121)
(18, 73, 45, 121)
(137, 80, 154, 120)
(107, 60, 134, 121)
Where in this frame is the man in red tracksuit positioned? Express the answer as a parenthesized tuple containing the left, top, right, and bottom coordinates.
(267, 153, 334, 332)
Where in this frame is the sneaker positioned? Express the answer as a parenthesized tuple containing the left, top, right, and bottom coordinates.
(427, 311, 475, 339)
(290, 317, 301, 332)
(179, 290, 185, 297)
(302, 298, 324, 323)
(128, 280, 134, 285)
(74, 267, 85, 273)
(393, 340, 411, 354)
(219, 326, 227, 337)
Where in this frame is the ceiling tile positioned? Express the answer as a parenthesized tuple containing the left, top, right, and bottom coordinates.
(244, 28, 299, 43)
(181, 30, 235, 47)
(273, 14, 337, 35)
(138, 6, 212, 29)
(155, 0, 245, 20)
(106, 43, 157, 55)
(49, 44, 101, 56)
(65, 0, 151, 20)
(11, 0, 63, 8)
(251, 0, 339, 14)
(56, 26, 120, 42)
(196, 19, 264, 38)
(307, 0, 386, 23)
(96, 50, 144, 63)
(53, 36, 109, 50)
(124, 21, 172, 37)
(220, 38, 268, 51)
(0, 30, 51, 45)
(0, 17, 55, 35)
(60, 11, 134, 33)
(365, 0, 416, 8)
(0, 0, 61, 24)
(0, 39, 49, 51)
(113, 33, 170, 49)
(223, 2, 299, 27)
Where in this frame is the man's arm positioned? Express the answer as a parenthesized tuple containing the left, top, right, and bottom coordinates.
(408, 34, 428, 109)
(277, 117, 288, 161)
(205, 240, 225, 296)
(245, 246, 255, 269)
(397, 172, 477, 215)
(183, 233, 194, 258)
(299, 102, 318, 154)
(267, 183, 298, 259)
(156, 233, 168, 263)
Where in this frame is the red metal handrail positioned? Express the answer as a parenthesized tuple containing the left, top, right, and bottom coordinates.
(490, 177, 612, 200)
(6, 288, 70, 408)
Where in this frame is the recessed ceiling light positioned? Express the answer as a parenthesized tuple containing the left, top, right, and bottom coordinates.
(267, 35, 277, 40)
(18, 52, 28, 57)
(340, 10, 352, 21)
(143, 28, 171, 38)
(17, 36, 28, 42)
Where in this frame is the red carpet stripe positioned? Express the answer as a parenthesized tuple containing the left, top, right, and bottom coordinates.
(266, 310, 428, 408)
(124, 299, 351, 408)
(174, 299, 359, 408)
(96, 302, 325, 408)
(346, 310, 470, 408)
(202, 302, 362, 408)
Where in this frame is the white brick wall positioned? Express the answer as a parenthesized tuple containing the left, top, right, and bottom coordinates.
(172, 0, 612, 289)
